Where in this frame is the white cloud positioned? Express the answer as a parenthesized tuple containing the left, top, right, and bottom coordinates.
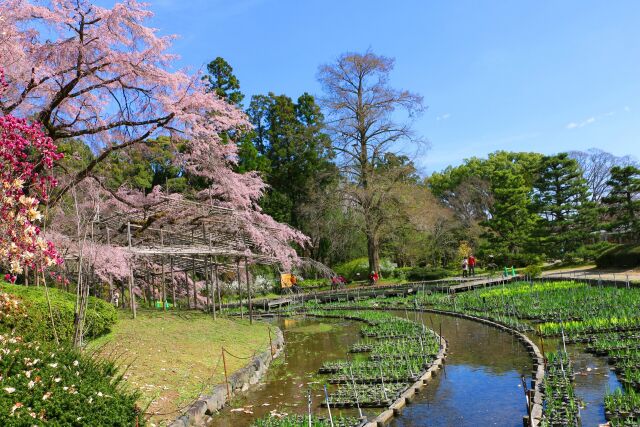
(436, 113, 451, 121)
(566, 107, 630, 130)
(566, 116, 596, 129)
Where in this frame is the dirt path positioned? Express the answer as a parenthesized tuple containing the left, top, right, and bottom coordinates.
(541, 265, 640, 283)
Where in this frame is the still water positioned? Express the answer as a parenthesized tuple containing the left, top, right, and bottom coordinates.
(211, 311, 618, 426)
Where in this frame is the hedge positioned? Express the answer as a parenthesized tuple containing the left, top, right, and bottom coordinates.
(333, 257, 397, 281)
(595, 244, 640, 268)
(405, 267, 450, 281)
(0, 289, 141, 426)
(0, 283, 117, 344)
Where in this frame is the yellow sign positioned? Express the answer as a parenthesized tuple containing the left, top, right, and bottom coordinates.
(280, 273, 294, 288)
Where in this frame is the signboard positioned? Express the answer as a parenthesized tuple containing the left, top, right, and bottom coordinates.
(280, 273, 294, 289)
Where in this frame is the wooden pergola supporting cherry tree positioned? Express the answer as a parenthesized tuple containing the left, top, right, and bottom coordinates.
(80, 197, 286, 325)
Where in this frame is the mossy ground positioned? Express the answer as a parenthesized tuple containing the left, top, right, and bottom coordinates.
(88, 309, 272, 425)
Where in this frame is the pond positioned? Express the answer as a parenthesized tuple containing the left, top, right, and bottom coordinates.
(388, 310, 531, 427)
(211, 310, 538, 427)
(212, 316, 366, 427)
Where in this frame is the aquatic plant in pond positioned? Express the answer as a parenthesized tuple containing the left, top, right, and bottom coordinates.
(327, 382, 407, 407)
(251, 414, 360, 427)
(541, 351, 580, 427)
(306, 309, 442, 408)
(605, 388, 640, 424)
(303, 279, 640, 421)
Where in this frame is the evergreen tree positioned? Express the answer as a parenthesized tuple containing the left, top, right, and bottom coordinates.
(532, 153, 595, 258)
(483, 169, 537, 258)
(203, 57, 244, 106)
(602, 165, 640, 239)
(246, 92, 335, 228)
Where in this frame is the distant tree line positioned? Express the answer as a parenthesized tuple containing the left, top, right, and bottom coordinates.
(429, 149, 640, 266)
(64, 53, 639, 270)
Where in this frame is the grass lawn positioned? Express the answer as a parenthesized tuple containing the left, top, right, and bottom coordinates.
(88, 309, 273, 425)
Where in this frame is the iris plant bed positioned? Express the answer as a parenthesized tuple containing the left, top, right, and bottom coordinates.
(323, 383, 408, 408)
(252, 414, 361, 427)
(305, 309, 441, 409)
(541, 351, 581, 427)
(605, 388, 640, 422)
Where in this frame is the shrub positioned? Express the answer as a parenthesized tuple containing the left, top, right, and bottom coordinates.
(0, 334, 142, 426)
(595, 244, 640, 268)
(523, 264, 543, 278)
(298, 278, 329, 287)
(489, 252, 543, 268)
(391, 266, 413, 280)
(0, 283, 117, 343)
(405, 267, 449, 281)
(570, 242, 616, 263)
(333, 258, 397, 281)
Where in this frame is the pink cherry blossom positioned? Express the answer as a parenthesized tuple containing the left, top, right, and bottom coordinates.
(0, 70, 63, 281)
(0, 0, 308, 273)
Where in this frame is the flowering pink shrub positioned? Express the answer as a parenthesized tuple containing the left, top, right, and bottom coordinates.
(0, 71, 64, 282)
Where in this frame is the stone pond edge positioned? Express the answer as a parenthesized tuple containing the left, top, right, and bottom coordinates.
(169, 327, 285, 427)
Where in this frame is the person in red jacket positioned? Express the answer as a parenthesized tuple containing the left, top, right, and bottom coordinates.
(369, 271, 379, 285)
(468, 254, 477, 277)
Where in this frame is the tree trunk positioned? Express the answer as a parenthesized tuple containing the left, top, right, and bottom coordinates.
(366, 230, 380, 276)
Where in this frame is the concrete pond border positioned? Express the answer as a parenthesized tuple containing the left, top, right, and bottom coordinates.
(363, 333, 447, 427)
(169, 328, 285, 427)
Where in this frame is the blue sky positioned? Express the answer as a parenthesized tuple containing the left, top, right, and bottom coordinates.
(117, 0, 640, 174)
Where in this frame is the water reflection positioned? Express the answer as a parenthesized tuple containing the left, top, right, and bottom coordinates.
(389, 311, 530, 427)
(210, 311, 618, 427)
(532, 337, 622, 426)
(212, 316, 364, 427)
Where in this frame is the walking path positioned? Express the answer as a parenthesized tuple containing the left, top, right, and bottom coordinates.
(541, 265, 640, 283)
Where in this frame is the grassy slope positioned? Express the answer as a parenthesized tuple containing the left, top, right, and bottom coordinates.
(88, 310, 272, 424)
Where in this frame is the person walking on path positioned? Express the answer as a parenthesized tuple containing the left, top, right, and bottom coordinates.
(468, 254, 476, 277)
(462, 257, 469, 278)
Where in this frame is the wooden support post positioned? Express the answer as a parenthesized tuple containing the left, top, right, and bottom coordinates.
(146, 271, 152, 308)
(192, 257, 197, 310)
(205, 256, 211, 311)
(245, 256, 253, 325)
(108, 274, 113, 306)
(222, 347, 230, 400)
(185, 270, 191, 309)
(215, 261, 222, 314)
(129, 266, 136, 319)
(211, 261, 217, 320)
(170, 257, 176, 309)
(236, 258, 243, 319)
(161, 258, 166, 311)
(269, 328, 274, 359)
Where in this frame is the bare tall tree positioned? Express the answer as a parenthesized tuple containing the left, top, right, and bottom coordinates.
(318, 51, 424, 273)
(569, 148, 638, 201)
